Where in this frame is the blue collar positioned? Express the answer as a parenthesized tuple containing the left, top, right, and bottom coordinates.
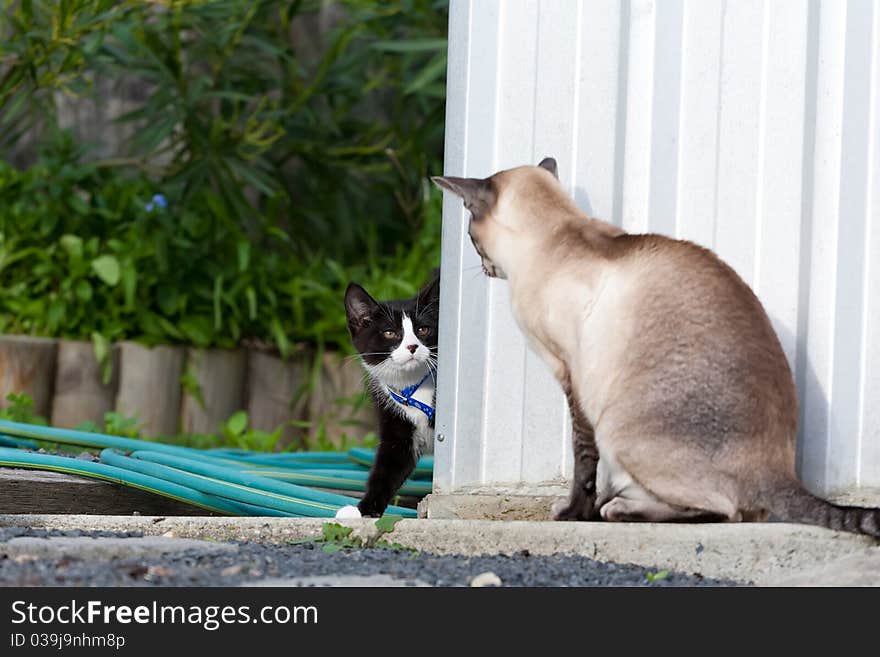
(387, 372, 435, 421)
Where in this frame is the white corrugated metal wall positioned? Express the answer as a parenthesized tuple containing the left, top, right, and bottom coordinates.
(435, 0, 880, 500)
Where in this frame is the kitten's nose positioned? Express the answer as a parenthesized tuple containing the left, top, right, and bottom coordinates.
(406, 344, 418, 354)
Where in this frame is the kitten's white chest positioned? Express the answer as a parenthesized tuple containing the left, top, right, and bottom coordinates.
(386, 380, 435, 456)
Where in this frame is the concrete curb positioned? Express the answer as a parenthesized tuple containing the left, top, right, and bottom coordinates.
(1, 536, 237, 560)
(2, 515, 877, 586)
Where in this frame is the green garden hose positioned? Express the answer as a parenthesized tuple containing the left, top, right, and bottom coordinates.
(347, 446, 434, 477)
(185, 458, 428, 494)
(233, 468, 432, 496)
(121, 450, 416, 517)
(0, 447, 297, 517)
(0, 419, 429, 518)
(179, 452, 368, 472)
(0, 419, 210, 456)
(99, 449, 365, 518)
(216, 451, 354, 464)
(0, 434, 39, 449)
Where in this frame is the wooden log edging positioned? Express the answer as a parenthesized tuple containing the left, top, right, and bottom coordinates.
(245, 348, 311, 448)
(51, 339, 119, 429)
(0, 335, 372, 448)
(115, 341, 185, 437)
(0, 468, 214, 516)
(308, 351, 373, 445)
(181, 347, 247, 435)
(0, 335, 57, 418)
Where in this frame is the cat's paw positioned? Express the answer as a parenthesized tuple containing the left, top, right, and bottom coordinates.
(551, 498, 597, 521)
(335, 505, 362, 520)
(551, 499, 580, 521)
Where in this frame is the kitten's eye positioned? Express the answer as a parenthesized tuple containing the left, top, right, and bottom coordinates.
(382, 330, 398, 340)
(416, 326, 430, 337)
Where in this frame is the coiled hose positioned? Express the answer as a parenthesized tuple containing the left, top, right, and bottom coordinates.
(0, 419, 432, 518)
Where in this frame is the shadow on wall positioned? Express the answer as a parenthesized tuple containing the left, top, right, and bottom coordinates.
(773, 319, 829, 497)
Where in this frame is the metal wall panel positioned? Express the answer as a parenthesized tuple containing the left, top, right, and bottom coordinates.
(435, 0, 880, 498)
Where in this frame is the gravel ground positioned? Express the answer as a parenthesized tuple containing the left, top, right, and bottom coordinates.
(0, 527, 744, 587)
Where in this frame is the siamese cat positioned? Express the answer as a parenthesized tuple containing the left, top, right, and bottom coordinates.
(432, 158, 879, 538)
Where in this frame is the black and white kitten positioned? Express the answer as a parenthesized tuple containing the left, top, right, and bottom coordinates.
(336, 273, 440, 518)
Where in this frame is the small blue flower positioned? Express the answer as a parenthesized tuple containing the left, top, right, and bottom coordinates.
(145, 193, 167, 212)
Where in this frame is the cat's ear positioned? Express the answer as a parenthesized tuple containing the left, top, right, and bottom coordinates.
(417, 270, 441, 307)
(431, 175, 495, 217)
(537, 157, 558, 179)
(344, 283, 379, 330)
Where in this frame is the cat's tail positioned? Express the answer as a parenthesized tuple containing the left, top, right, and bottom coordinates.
(765, 482, 880, 539)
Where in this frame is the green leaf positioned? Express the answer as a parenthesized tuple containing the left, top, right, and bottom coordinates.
(0, 392, 42, 424)
(179, 315, 213, 346)
(68, 194, 89, 215)
(225, 410, 248, 436)
(375, 514, 402, 534)
(203, 191, 229, 223)
(156, 316, 183, 341)
(213, 274, 223, 330)
(121, 261, 137, 309)
(157, 286, 179, 316)
(91, 255, 120, 286)
(237, 240, 250, 272)
(59, 234, 83, 260)
(74, 279, 93, 301)
(180, 370, 205, 409)
(321, 522, 354, 543)
(245, 286, 257, 321)
(270, 317, 290, 359)
(91, 332, 113, 385)
(226, 158, 278, 197)
(74, 420, 101, 433)
(46, 299, 65, 333)
(404, 53, 447, 95)
(91, 333, 108, 364)
(103, 411, 141, 438)
(646, 570, 669, 583)
(371, 38, 447, 53)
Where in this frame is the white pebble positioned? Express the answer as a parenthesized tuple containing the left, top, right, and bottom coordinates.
(470, 571, 502, 587)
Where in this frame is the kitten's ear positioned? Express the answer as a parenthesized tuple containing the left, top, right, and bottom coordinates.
(344, 283, 379, 331)
(417, 270, 441, 306)
(537, 157, 558, 179)
(431, 175, 495, 217)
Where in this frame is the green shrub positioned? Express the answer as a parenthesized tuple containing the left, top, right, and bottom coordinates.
(0, 140, 441, 354)
(0, 392, 47, 425)
(0, 0, 447, 354)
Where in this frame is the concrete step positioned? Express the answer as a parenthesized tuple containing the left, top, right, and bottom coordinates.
(2, 514, 877, 586)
